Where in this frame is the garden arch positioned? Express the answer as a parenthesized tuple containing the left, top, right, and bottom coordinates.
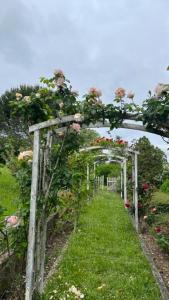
(25, 113, 164, 300)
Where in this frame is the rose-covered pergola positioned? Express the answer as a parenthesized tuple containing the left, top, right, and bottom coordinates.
(11, 70, 168, 300)
(25, 113, 151, 299)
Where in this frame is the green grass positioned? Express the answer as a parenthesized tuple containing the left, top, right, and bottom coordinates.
(0, 166, 19, 218)
(152, 191, 169, 205)
(44, 192, 162, 300)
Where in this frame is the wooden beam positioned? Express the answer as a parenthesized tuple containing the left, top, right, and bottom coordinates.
(29, 115, 82, 133)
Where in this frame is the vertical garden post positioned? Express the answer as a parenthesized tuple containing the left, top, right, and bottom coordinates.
(25, 130, 40, 300)
(132, 155, 135, 204)
(87, 163, 90, 191)
(120, 162, 123, 198)
(123, 158, 127, 204)
(134, 151, 139, 232)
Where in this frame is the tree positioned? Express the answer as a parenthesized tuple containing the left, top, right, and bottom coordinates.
(0, 85, 40, 137)
(96, 162, 120, 178)
(133, 136, 167, 186)
(79, 129, 100, 146)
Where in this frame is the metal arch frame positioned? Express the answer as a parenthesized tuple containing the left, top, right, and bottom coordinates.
(26, 114, 141, 300)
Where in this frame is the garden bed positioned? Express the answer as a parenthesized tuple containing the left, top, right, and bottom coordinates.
(141, 233, 169, 293)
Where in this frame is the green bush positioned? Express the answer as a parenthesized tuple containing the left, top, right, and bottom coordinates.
(160, 179, 169, 194)
(156, 234, 169, 253)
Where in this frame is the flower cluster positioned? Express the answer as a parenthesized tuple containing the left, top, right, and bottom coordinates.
(155, 83, 169, 97)
(5, 215, 20, 228)
(92, 137, 128, 147)
(16, 92, 22, 100)
(54, 69, 65, 88)
(115, 87, 134, 100)
(18, 150, 33, 161)
(88, 87, 102, 98)
(68, 285, 84, 299)
(70, 123, 81, 133)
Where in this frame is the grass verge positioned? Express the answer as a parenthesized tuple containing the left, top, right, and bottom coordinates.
(0, 166, 19, 219)
(44, 192, 162, 300)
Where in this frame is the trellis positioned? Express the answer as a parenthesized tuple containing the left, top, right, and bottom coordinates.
(25, 115, 141, 300)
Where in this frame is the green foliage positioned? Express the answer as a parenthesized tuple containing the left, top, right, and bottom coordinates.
(160, 178, 169, 194)
(143, 91, 169, 135)
(79, 129, 100, 146)
(0, 166, 19, 219)
(96, 163, 120, 178)
(156, 234, 169, 253)
(133, 136, 166, 186)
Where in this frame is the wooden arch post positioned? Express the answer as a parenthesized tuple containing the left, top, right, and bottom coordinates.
(25, 130, 40, 300)
(123, 158, 127, 205)
(134, 151, 139, 232)
(129, 149, 139, 232)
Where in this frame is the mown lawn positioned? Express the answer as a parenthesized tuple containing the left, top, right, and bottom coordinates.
(44, 192, 162, 300)
(152, 191, 169, 205)
(0, 166, 19, 219)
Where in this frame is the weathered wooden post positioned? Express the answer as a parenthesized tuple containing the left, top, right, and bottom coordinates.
(36, 130, 52, 294)
(87, 163, 90, 192)
(25, 130, 40, 300)
(123, 158, 127, 204)
(132, 154, 135, 204)
(134, 151, 139, 232)
(102, 176, 104, 190)
(120, 163, 123, 198)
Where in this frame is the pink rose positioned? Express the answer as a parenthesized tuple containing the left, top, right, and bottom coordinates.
(127, 91, 134, 99)
(5, 216, 20, 227)
(55, 77, 65, 87)
(88, 87, 102, 97)
(54, 69, 64, 77)
(115, 87, 126, 98)
(70, 123, 81, 133)
(74, 113, 82, 122)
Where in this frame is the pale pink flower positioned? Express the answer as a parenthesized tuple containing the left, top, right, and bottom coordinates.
(127, 91, 134, 99)
(16, 92, 22, 100)
(23, 96, 31, 103)
(115, 87, 126, 98)
(88, 87, 102, 97)
(56, 77, 65, 87)
(59, 102, 64, 109)
(54, 69, 64, 77)
(155, 83, 169, 97)
(5, 216, 20, 227)
(74, 113, 82, 122)
(18, 150, 33, 160)
(70, 123, 81, 133)
(143, 215, 148, 220)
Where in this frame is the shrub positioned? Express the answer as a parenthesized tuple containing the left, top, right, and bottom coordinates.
(160, 179, 169, 194)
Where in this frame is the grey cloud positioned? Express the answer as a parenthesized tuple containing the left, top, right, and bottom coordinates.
(1, 0, 169, 155)
(0, 0, 38, 66)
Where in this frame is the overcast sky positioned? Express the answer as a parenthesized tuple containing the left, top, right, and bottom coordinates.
(1, 0, 169, 155)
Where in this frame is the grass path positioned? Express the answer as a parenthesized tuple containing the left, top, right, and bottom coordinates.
(44, 192, 162, 300)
